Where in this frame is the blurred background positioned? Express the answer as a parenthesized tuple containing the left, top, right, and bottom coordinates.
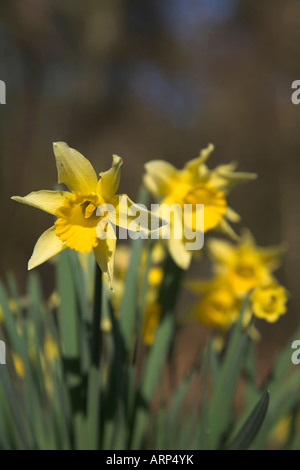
(1, 0, 300, 380)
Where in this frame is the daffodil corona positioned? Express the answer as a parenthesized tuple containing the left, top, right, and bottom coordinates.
(250, 284, 288, 323)
(12, 142, 159, 288)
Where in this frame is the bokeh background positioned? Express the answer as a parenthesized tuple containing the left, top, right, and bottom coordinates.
(1, 0, 300, 380)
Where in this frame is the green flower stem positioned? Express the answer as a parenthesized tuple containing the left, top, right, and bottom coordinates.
(91, 262, 103, 367)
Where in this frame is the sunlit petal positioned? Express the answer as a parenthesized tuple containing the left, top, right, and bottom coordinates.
(97, 155, 123, 199)
(143, 160, 177, 197)
(53, 142, 98, 193)
(93, 222, 116, 290)
(12, 190, 70, 215)
(28, 226, 66, 270)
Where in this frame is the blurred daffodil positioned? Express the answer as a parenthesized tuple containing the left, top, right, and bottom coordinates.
(207, 230, 285, 296)
(12, 142, 161, 288)
(184, 277, 241, 330)
(144, 144, 256, 269)
(12, 353, 25, 379)
(141, 302, 162, 346)
(44, 335, 60, 362)
(250, 283, 288, 323)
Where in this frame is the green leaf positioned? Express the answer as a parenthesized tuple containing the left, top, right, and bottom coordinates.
(198, 351, 210, 450)
(167, 365, 198, 447)
(228, 391, 270, 450)
(253, 371, 300, 448)
(56, 249, 80, 360)
(119, 187, 150, 356)
(130, 314, 174, 449)
(86, 366, 100, 449)
(209, 298, 250, 449)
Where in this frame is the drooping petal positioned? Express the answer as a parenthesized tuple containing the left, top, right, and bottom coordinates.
(28, 226, 66, 270)
(144, 160, 178, 198)
(53, 142, 98, 194)
(97, 155, 123, 199)
(108, 194, 165, 235)
(12, 190, 70, 215)
(93, 222, 116, 290)
(167, 235, 192, 270)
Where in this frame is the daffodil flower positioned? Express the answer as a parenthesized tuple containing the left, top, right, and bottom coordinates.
(12, 142, 161, 289)
(144, 144, 256, 269)
(184, 276, 241, 330)
(250, 283, 288, 322)
(207, 229, 286, 296)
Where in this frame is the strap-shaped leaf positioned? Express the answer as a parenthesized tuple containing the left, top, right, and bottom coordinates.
(228, 391, 270, 450)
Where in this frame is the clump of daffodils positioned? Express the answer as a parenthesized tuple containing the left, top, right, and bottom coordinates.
(185, 230, 288, 332)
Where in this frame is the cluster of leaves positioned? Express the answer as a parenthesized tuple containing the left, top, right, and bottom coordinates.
(0, 194, 300, 450)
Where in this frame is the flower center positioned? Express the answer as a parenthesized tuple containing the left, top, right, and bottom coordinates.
(55, 193, 104, 253)
(181, 183, 227, 232)
(263, 294, 278, 313)
(235, 263, 255, 279)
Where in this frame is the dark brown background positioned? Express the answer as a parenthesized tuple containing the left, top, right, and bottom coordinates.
(1, 0, 300, 377)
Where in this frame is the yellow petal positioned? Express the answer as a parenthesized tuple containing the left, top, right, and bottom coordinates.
(53, 142, 98, 194)
(97, 155, 123, 199)
(217, 218, 240, 241)
(209, 163, 257, 192)
(167, 236, 192, 270)
(144, 160, 177, 197)
(108, 194, 165, 234)
(28, 226, 66, 270)
(11, 190, 70, 215)
(93, 223, 116, 290)
(225, 206, 241, 223)
(183, 143, 214, 173)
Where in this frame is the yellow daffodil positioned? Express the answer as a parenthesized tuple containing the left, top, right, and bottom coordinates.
(207, 230, 285, 296)
(12, 142, 161, 288)
(185, 277, 241, 330)
(185, 276, 261, 339)
(250, 283, 288, 323)
(144, 144, 256, 269)
(12, 353, 25, 379)
(141, 302, 162, 345)
(44, 336, 60, 362)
